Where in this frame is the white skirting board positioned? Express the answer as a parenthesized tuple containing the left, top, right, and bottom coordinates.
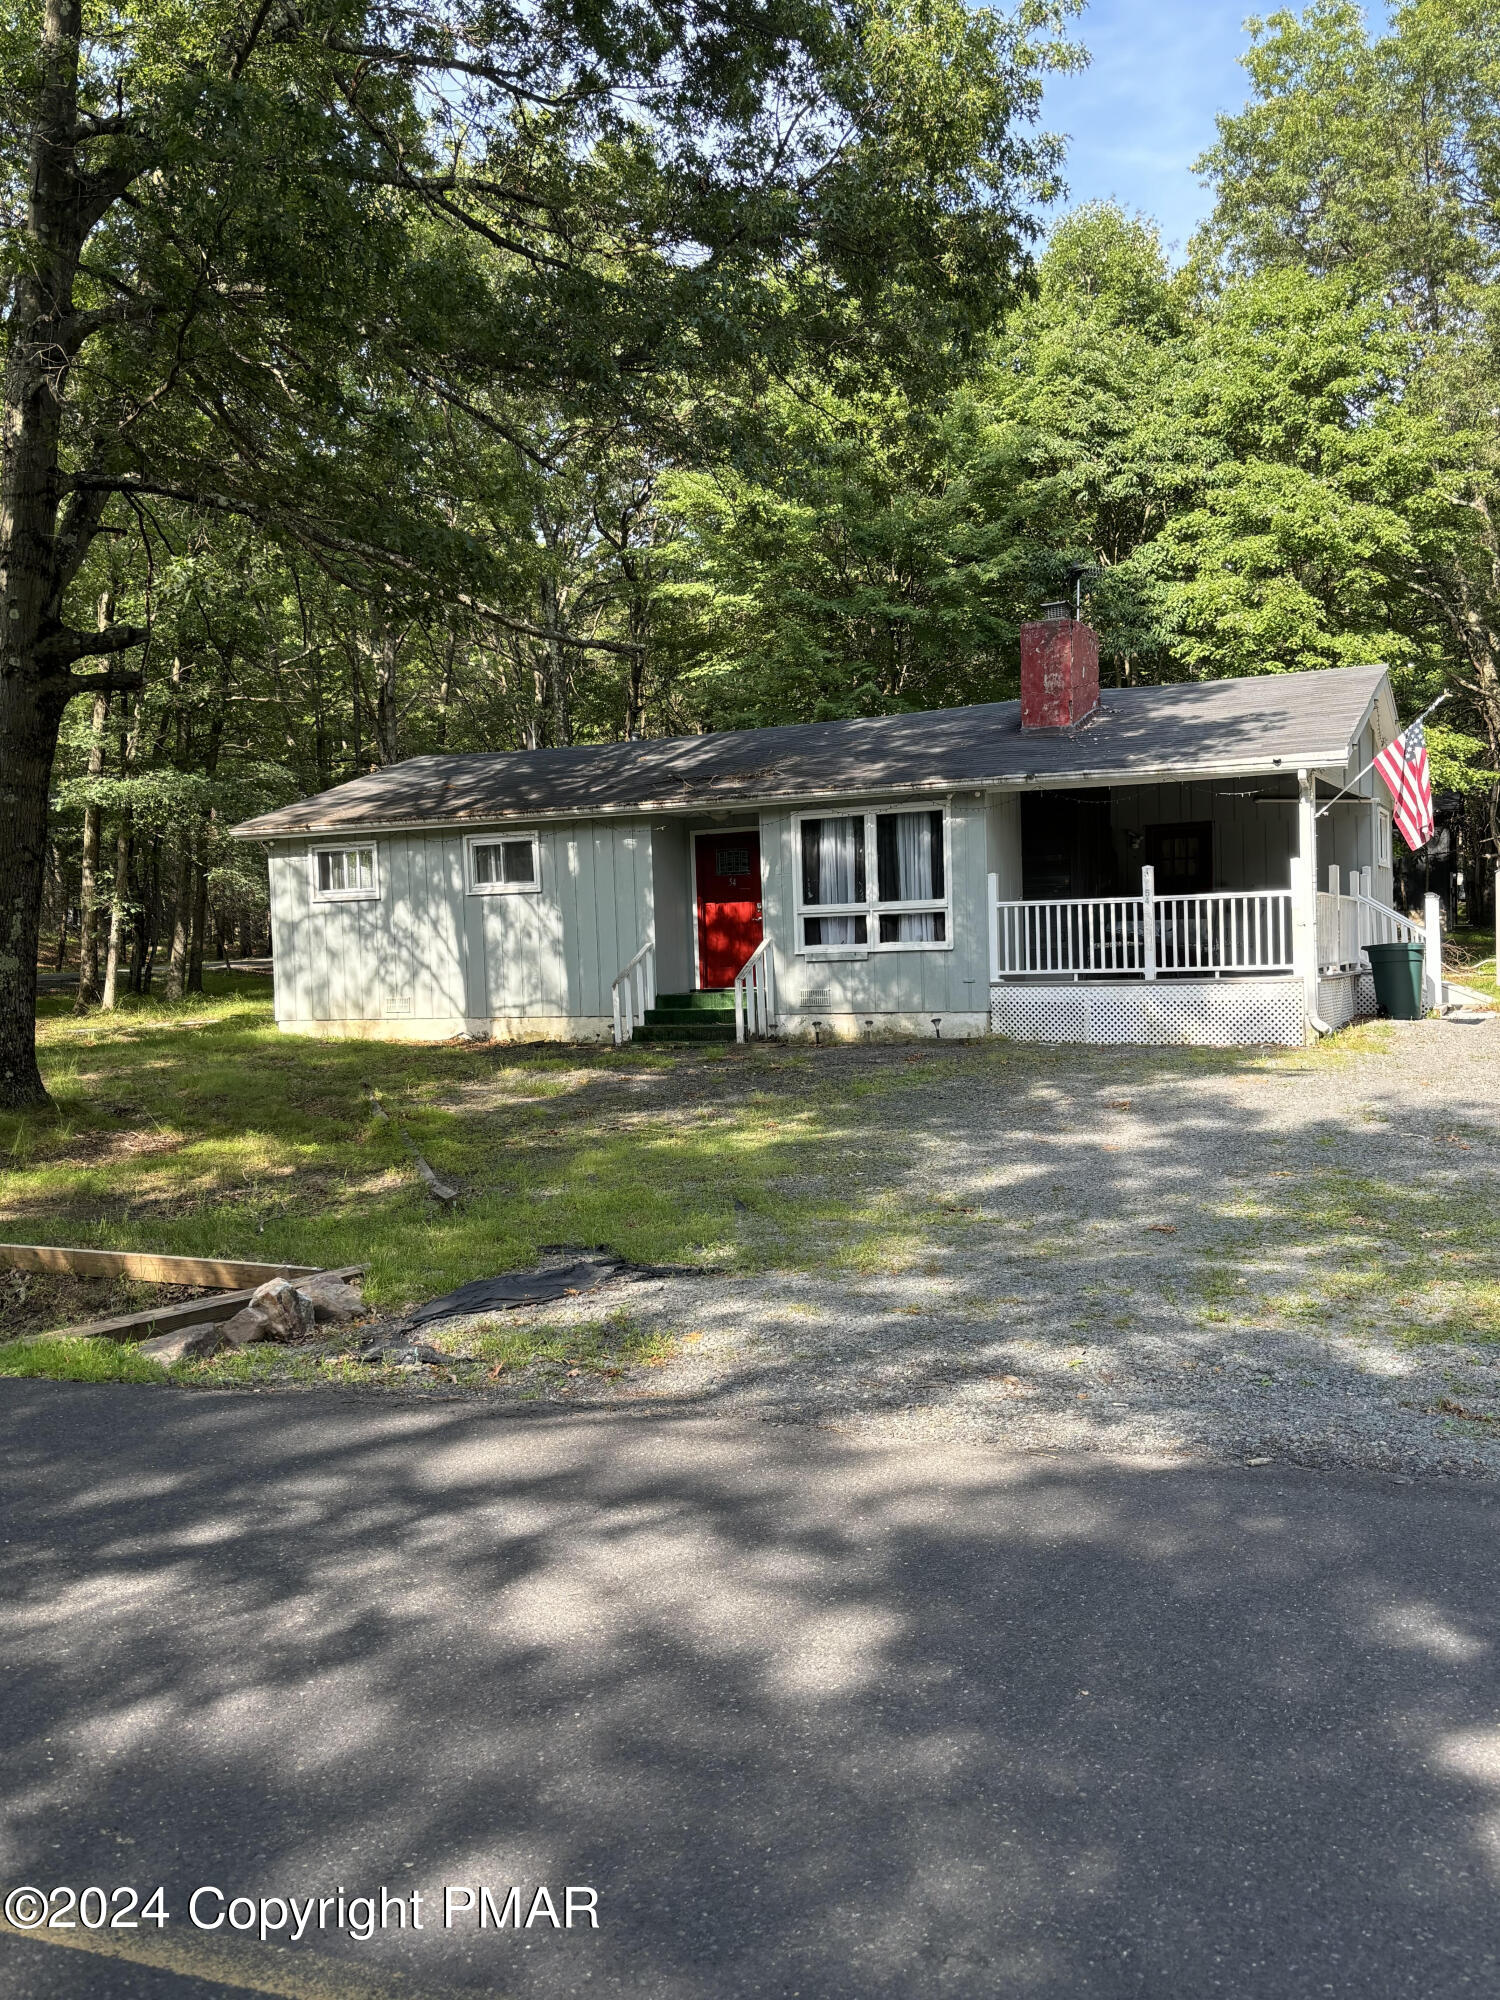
(778, 1010, 988, 1043)
(1317, 971, 1377, 1030)
(989, 979, 1307, 1048)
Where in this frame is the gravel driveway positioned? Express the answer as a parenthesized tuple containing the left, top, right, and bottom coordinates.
(421, 1018, 1500, 1479)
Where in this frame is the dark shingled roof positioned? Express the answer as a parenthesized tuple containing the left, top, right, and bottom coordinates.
(234, 663, 1389, 839)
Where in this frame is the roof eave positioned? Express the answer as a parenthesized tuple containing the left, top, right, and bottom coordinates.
(231, 745, 1358, 842)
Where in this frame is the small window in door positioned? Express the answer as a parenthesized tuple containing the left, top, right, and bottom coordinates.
(715, 845, 752, 883)
(1145, 822, 1213, 895)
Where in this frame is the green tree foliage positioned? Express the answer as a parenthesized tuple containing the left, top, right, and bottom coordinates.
(1198, 0, 1500, 854)
(15, 0, 1500, 1088)
(0, 0, 1084, 1103)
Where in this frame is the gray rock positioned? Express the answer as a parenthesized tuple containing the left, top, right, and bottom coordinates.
(138, 1323, 227, 1367)
(356, 1341, 450, 1367)
(248, 1277, 317, 1340)
(219, 1303, 273, 1347)
(294, 1274, 366, 1324)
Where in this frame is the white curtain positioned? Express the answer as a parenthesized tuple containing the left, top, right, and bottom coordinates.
(816, 817, 860, 944)
(890, 812, 937, 941)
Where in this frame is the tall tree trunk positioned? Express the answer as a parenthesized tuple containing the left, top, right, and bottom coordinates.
(131, 833, 158, 993)
(50, 839, 72, 969)
(539, 576, 571, 746)
(435, 641, 459, 750)
(626, 591, 650, 740)
(100, 807, 132, 1011)
(0, 1, 144, 1102)
(73, 690, 110, 1009)
(0, 0, 83, 1103)
(184, 718, 222, 995)
(349, 646, 363, 772)
(163, 840, 194, 1001)
(188, 834, 211, 994)
(372, 619, 399, 765)
(46, 839, 66, 963)
(0, 676, 70, 1103)
(99, 704, 140, 1011)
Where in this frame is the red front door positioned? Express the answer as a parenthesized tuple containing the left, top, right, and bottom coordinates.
(695, 832, 763, 988)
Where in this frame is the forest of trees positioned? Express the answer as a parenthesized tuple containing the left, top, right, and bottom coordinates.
(4, 0, 1499, 1106)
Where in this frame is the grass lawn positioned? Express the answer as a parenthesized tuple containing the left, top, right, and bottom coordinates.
(1447, 926, 1499, 1003)
(3, 981, 1495, 1395)
(2, 975, 1023, 1327)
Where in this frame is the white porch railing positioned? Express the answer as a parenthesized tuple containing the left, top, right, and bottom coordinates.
(610, 936, 655, 1045)
(733, 939, 777, 1043)
(1317, 866, 1423, 972)
(1150, 890, 1295, 975)
(992, 894, 1148, 978)
(990, 867, 1294, 981)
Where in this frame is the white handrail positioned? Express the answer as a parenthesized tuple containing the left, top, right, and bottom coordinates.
(1317, 868, 1423, 971)
(733, 939, 777, 1043)
(610, 936, 655, 1046)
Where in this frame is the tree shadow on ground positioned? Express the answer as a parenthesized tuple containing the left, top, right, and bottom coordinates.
(3, 1387, 1499, 1998)
(451, 1022, 1500, 1472)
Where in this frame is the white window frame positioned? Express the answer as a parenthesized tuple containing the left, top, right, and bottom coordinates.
(1375, 808, 1392, 868)
(793, 803, 953, 958)
(465, 830, 542, 897)
(310, 843, 380, 903)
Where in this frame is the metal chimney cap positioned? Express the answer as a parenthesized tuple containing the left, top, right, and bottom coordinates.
(1040, 599, 1070, 621)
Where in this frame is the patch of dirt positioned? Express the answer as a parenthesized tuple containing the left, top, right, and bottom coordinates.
(439, 1042, 898, 1133)
(23, 1124, 183, 1172)
(0, 1271, 222, 1341)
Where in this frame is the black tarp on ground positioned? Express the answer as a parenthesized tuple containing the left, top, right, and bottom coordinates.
(404, 1254, 660, 1328)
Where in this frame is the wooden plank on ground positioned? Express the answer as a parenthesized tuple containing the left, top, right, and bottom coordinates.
(0, 1244, 330, 1287)
(20, 1268, 366, 1345)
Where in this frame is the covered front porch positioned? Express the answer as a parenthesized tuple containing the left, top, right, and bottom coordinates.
(986, 773, 1428, 1048)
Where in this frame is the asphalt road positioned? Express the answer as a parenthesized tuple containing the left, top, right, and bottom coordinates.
(2, 1385, 1498, 2000)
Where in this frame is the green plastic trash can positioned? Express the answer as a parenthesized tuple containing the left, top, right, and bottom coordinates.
(1365, 940, 1426, 1019)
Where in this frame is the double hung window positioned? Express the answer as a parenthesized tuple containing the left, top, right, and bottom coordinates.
(467, 833, 539, 893)
(797, 807, 948, 952)
(312, 846, 378, 901)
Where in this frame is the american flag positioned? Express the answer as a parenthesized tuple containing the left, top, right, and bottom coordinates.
(1373, 719, 1435, 850)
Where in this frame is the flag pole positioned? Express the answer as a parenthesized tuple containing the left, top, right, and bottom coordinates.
(1314, 690, 1450, 819)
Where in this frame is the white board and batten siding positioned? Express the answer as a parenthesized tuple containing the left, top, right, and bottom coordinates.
(267, 821, 652, 1040)
(759, 794, 992, 1039)
(1317, 721, 1396, 907)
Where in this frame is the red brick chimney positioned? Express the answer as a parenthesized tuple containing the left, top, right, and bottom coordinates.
(1020, 610, 1100, 731)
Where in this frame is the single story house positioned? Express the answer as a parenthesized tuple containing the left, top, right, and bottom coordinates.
(233, 617, 1425, 1049)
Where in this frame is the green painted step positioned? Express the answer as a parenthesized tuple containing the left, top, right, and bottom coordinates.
(633, 1019, 738, 1044)
(629, 989, 739, 1042)
(651, 989, 737, 1013)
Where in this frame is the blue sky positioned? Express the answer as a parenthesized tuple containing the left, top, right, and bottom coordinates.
(1039, 2, 1387, 256)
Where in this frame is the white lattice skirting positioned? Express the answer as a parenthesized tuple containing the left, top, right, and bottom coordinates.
(989, 979, 1307, 1048)
(1317, 971, 1377, 1031)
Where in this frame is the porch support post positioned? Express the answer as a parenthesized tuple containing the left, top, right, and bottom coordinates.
(1294, 770, 1321, 1031)
(1141, 865, 1156, 980)
(987, 872, 999, 984)
(1424, 893, 1443, 1012)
